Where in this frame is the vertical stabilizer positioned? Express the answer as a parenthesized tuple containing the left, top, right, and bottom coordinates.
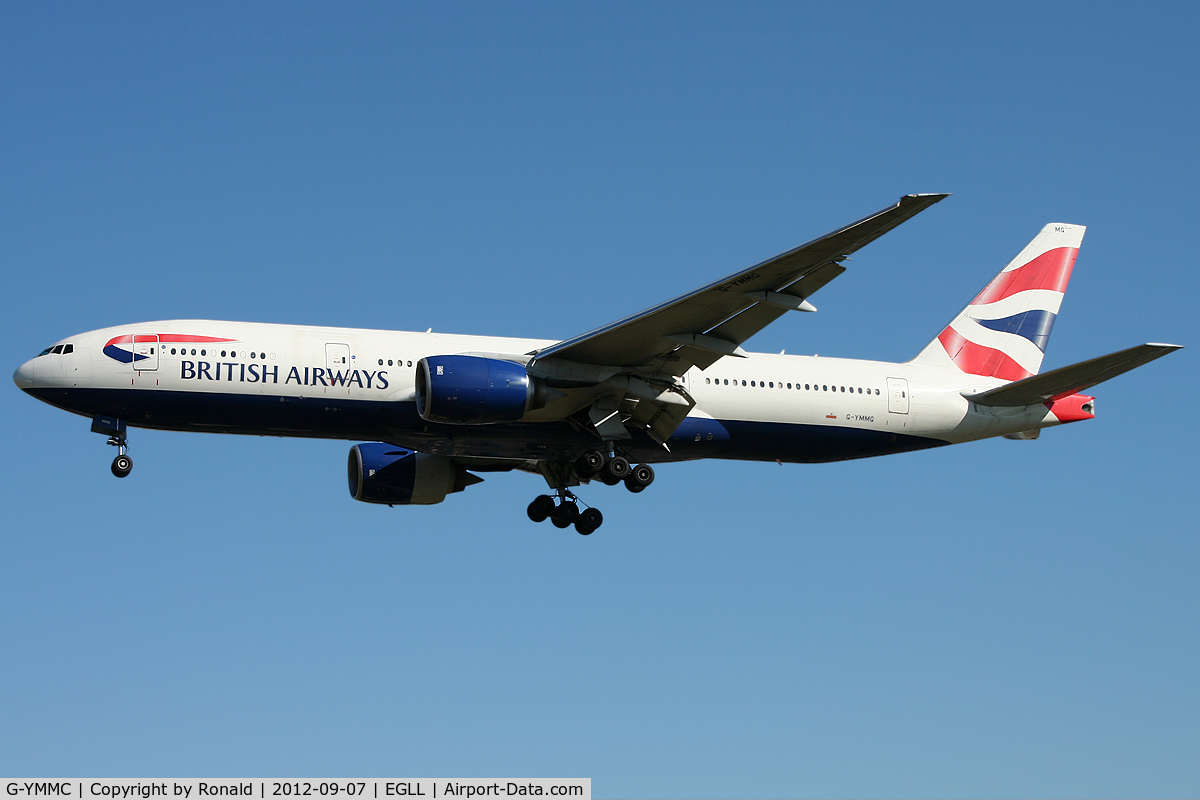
(911, 223, 1085, 380)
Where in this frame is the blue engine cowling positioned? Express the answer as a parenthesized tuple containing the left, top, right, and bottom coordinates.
(348, 443, 481, 505)
(415, 355, 546, 424)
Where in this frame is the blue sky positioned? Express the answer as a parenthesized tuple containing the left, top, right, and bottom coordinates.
(2, 2, 1197, 797)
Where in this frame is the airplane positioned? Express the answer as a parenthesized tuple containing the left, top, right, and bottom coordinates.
(13, 194, 1182, 535)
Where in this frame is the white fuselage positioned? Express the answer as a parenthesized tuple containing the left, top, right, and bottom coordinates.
(15, 319, 1072, 465)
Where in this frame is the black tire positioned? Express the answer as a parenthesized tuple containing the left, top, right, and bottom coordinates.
(579, 507, 603, 532)
(575, 450, 606, 477)
(527, 495, 554, 523)
(604, 455, 631, 480)
(551, 502, 579, 528)
(111, 454, 132, 478)
(625, 463, 654, 492)
(599, 473, 621, 486)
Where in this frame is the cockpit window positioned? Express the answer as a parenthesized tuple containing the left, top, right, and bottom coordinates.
(37, 344, 74, 356)
(38, 347, 53, 356)
(51, 345, 64, 354)
(62, 344, 73, 354)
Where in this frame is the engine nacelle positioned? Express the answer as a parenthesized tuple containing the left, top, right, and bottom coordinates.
(347, 443, 481, 505)
(415, 355, 546, 424)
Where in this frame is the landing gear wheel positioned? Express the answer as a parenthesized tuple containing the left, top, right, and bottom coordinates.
(527, 495, 555, 523)
(111, 454, 133, 478)
(575, 450, 607, 478)
(551, 502, 579, 528)
(625, 463, 654, 493)
(599, 472, 621, 486)
(575, 507, 603, 535)
(602, 455, 630, 481)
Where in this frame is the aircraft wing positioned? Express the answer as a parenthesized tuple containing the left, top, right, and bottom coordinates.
(531, 193, 948, 372)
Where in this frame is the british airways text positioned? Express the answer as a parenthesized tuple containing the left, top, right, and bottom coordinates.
(179, 361, 390, 389)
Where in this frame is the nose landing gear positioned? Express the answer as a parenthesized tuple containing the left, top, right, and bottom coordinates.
(92, 414, 132, 478)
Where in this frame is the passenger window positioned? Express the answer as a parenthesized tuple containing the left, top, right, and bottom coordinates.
(769, 382, 774, 388)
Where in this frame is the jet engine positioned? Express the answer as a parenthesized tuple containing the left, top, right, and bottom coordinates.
(348, 443, 481, 505)
(415, 355, 548, 424)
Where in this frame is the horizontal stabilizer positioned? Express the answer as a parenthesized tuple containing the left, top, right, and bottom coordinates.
(966, 343, 1183, 407)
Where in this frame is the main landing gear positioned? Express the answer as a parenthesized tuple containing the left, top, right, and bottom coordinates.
(527, 491, 603, 535)
(526, 448, 655, 536)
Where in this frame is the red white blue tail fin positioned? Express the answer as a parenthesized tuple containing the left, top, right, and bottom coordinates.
(911, 223, 1085, 380)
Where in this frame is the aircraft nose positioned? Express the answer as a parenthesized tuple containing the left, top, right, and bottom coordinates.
(13, 358, 36, 390)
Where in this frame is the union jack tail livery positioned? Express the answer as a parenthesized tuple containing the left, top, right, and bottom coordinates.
(911, 223, 1085, 380)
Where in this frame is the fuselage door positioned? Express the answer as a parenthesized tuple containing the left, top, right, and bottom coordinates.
(133, 334, 159, 371)
(326, 342, 351, 375)
(886, 377, 909, 414)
